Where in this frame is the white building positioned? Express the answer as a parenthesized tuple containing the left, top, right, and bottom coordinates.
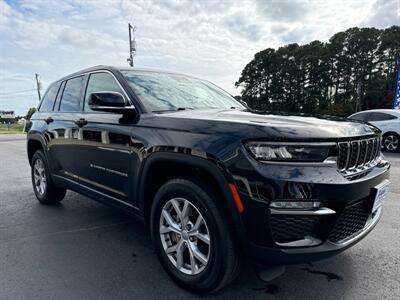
(0, 110, 15, 119)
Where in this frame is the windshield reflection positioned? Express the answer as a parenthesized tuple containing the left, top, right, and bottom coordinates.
(122, 70, 245, 112)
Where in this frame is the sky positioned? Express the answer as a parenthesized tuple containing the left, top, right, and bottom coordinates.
(0, 0, 399, 116)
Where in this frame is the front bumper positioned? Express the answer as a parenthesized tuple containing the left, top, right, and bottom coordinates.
(243, 206, 382, 265)
(227, 150, 390, 265)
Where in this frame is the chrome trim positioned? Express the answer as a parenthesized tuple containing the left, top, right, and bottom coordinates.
(357, 140, 367, 167)
(259, 156, 337, 166)
(338, 136, 381, 178)
(348, 140, 360, 170)
(269, 207, 336, 216)
(90, 105, 136, 111)
(276, 236, 322, 247)
(341, 141, 350, 170)
(359, 140, 366, 165)
(64, 170, 126, 196)
(97, 146, 131, 154)
(368, 139, 375, 162)
(369, 138, 376, 160)
(86, 70, 134, 108)
(53, 174, 140, 210)
(247, 142, 336, 146)
(375, 137, 380, 158)
(340, 159, 380, 177)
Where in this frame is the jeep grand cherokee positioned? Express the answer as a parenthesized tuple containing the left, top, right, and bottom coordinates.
(27, 65, 390, 293)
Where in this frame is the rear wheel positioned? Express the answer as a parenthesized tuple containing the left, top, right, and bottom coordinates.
(31, 150, 66, 204)
(151, 178, 240, 294)
(383, 133, 399, 152)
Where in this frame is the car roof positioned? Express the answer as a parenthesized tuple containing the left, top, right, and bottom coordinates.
(57, 65, 196, 82)
(351, 109, 400, 117)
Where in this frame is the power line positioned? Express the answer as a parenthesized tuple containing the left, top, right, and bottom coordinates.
(0, 89, 36, 96)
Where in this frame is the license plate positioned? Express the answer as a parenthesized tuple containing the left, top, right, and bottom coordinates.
(372, 180, 390, 212)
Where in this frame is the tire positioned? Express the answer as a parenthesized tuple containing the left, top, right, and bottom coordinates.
(31, 150, 66, 204)
(150, 177, 240, 294)
(382, 133, 399, 152)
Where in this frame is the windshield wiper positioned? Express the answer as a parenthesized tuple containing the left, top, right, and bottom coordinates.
(152, 107, 194, 113)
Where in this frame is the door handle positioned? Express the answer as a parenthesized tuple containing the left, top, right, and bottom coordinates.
(44, 117, 54, 124)
(75, 118, 88, 127)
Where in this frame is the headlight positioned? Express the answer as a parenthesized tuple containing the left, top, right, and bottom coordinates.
(245, 142, 335, 162)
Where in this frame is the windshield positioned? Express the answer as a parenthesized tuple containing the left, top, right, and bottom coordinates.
(121, 70, 245, 112)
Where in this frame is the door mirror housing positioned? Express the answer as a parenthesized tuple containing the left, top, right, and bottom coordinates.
(89, 92, 136, 115)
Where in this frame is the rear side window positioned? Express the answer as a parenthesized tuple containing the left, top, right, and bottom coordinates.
(84, 72, 124, 112)
(39, 82, 61, 112)
(368, 112, 397, 121)
(59, 76, 85, 112)
(350, 113, 369, 121)
(53, 81, 66, 111)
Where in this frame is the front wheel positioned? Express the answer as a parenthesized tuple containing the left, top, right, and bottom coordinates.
(383, 133, 399, 152)
(150, 178, 240, 294)
(31, 150, 66, 204)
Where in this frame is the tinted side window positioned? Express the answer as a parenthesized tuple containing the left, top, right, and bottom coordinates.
(53, 81, 66, 111)
(59, 76, 85, 112)
(368, 112, 397, 121)
(39, 82, 61, 112)
(350, 113, 369, 121)
(84, 72, 124, 112)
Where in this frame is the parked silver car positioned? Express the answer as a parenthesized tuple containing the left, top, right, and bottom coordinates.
(349, 109, 400, 152)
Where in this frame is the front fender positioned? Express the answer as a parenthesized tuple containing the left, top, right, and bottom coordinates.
(137, 150, 246, 235)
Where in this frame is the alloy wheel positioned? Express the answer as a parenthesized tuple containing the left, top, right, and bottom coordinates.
(33, 158, 47, 196)
(384, 135, 399, 151)
(159, 197, 211, 275)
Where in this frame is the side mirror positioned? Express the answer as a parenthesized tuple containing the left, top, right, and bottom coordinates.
(89, 92, 136, 115)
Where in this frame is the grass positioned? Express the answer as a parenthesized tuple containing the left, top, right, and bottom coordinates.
(0, 123, 25, 134)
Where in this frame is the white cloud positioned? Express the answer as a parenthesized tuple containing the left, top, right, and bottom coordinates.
(0, 0, 398, 115)
(363, 0, 399, 28)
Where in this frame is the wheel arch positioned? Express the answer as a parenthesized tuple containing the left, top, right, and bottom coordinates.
(27, 135, 46, 165)
(382, 131, 399, 137)
(138, 152, 245, 235)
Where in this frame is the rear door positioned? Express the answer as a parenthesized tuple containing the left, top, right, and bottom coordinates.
(367, 112, 398, 134)
(73, 71, 133, 203)
(36, 81, 62, 172)
(47, 75, 86, 182)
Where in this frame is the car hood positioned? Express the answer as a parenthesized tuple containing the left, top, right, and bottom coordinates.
(151, 109, 379, 140)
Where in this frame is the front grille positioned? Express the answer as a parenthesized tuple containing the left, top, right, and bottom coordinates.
(337, 136, 381, 176)
(270, 215, 319, 244)
(328, 200, 370, 243)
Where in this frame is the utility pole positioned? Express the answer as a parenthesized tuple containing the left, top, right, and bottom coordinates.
(127, 23, 137, 67)
(35, 73, 41, 101)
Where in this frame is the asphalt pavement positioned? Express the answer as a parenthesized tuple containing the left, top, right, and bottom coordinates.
(0, 134, 399, 299)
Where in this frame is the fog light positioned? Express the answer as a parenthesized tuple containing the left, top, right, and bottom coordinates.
(270, 201, 321, 209)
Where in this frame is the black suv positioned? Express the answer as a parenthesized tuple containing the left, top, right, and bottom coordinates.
(27, 66, 390, 293)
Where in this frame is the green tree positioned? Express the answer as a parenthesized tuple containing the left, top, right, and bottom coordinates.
(236, 26, 400, 117)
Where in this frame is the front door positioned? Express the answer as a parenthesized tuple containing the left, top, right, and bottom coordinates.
(73, 71, 133, 203)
